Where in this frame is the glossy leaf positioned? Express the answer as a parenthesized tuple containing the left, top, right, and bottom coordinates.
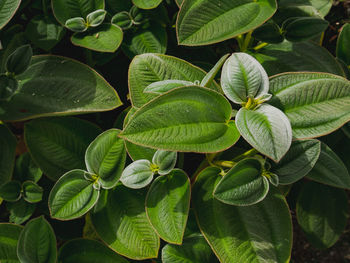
(236, 104, 292, 162)
(193, 167, 292, 263)
(278, 0, 333, 17)
(121, 86, 240, 153)
(7, 199, 36, 225)
(221, 52, 269, 104)
(0, 181, 21, 202)
(58, 239, 129, 263)
(336, 23, 350, 65)
(176, 0, 277, 46)
(65, 17, 87, 32)
(0, 0, 21, 29)
(297, 181, 348, 249)
(132, 0, 162, 9)
(306, 142, 350, 189)
(0, 56, 122, 121)
(0, 223, 23, 263)
(71, 24, 123, 53)
(146, 170, 190, 244)
(86, 9, 106, 27)
(214, 158, 269, 206)
(22, 181, 43, 203)
(17, 216, 57, 263)
(269, 72, 350, 139)
(128, 53, 220, 108)
(24, 117, 101, 181)
(49, 170, 100, 220)
(85, 129, 126, 189)
(52, 0, 104, 26)
(271, 140, 321, 184)
(152, 150, 177, 175)
(111, 12, 132, 30)
(91, 186, 160, 260)
(120, 159, 153, 189)
(200, 53, 229, 88)
(0, 124, 16, 185)
(144, 80, 194, 95)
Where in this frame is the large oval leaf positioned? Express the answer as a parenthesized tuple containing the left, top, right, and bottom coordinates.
(297, 181, 348, 249)
(278, 0, 332, 17)
(58, 239, 129, 263)
(213, 158, 269, 206)
(271, 139, 321, 184)
(128, 53, 220, 108)
(146, 169, 191, 244)
(0, 124, 16, 185)
(176, 0, 277, 46)
(0, 0, 21, 29)
(85, 129, 126, 189)
(193, 167, 292, 263)
(269, 72, 350, 139)
(0, 55, 122, 122)
(337, 23, 350, 66)
(306, 142, 350, 189)
(17, 216, 57, 263)
(25, 117, 101, 181)
(91, 186, 160, 260)
(52, 0, 104, 25)
(120, 86, 240, 153)
(0, 223, 23, 263)
(236, 104, 292, 162)
(48, 169, 100, 220)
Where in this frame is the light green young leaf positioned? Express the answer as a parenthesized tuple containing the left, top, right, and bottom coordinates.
(120, 159, 153, 189)
(48, 169, 100, 220)
(176, 0, 277, 46)
(152, 150, 177, 175)
(121, 86, 240, 153)
(0, 0, 21, 29)
(132, 0, 162, 9)
(86, 9, 106, 27)
(0, 223, 23, 263)
(146, 169, 190, 244)
(336, 23, 350, 65)
(65, 17, 87, 32)
(236, 104, 292, 162)
(22, 181, 43, 203)
(111, 12, 132, 30)
(143, 80, 194, 95)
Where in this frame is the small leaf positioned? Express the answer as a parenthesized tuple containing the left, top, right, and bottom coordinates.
(0, 181, 21, 202)
(253, 21, 284, 44)
(152, 150, 177, 175)
(297, 181, 348, 249)
(65, 17, 87, 32)
(48, 169, 100, 220)
(17, 216, 57, 263)
(7, 199, 36, 225)
(120, 159, 154, 189)
(221, 53, 269, 104)
(0, 0, 21, 30)
(85, 129, 126, 189)
(146, 169, 190, 244)
(213, 158, 269, 206)
(306, 142, 350, 189)
(271, 140, 321, 184)
(236, 104, 292, 162)
(132, 0, 162, 9)
(0, 124, 17, 185)
(22, 181, 43, 203)
(13, 152, 42, 183)
(144, 80, 194, 95)
(111, 12, 132, 30)
(6, 44, 32, 75)
(71, 24, 123, 52)
(0, 74, 18, 100)
(0, 223, 23, 263)
(336, 23, 350, 65)
(86, 9, 106, 27)
(200, 53, 229, 88)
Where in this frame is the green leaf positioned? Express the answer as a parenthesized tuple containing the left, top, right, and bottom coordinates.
(22, 181, 43, 203)
(48, 169, 100, 220)
(278, 0, 332, 17)
(252, 41, 346, 77)
(152, 150, 177, 175)
(71, 24, 123, 53)
(200, 53, 229, 88)
(162, 235, 219, 263)
(17, 216, 57, 263)
(144, 80, 194, 95)
(336, 23, 350, 65)
(252, 21, 284, 44)
(213, 158, 269, 206)
(221, 52, 269, 104)
(91, 186, 160, 260)
(132, 0, 162, 9)
(0, 0, 21, 30)
(6, 44, 32, 75)
(58, 239, 129, 263)
(128, 53, 221, 108)
(0, 55, 122, 121)
(269, 72, 350, 139)
(306, 142, 350, 189)
(236, 104, 292, 162)
(125, 141, 156, 161)
(7, 199, 36, 225)
(0, 223, 23, 263)
(86, 9, 106, 27)
(146, 169, 190, 244)
(25, 15, 66, 51)
(52, 0, 104, 26)
(0, 181, 21, 202)
(24, 117, 101, 181)
(297, 181, 348, 249)
(121, 86, 240, 153)
(271, 140, 321, 184)
(85, 129, 126, 189)
(0, 124, 16, 185)
(0, 74, 18, 100)
(13, 152, 42, 183)
(120, 159, 154, 189)
(111, 12, 132, 30)
(193, 167, 292, 263)
(65, 17, 87, 32)
(176, 0, 277, 46)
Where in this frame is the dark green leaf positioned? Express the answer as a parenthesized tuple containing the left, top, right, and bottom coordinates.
(0, 223, 23, 263)
(13, 152, 42, 183)
(0, 124, 16, 185)
(7, 199, 36, 225)
(336, 23, 350, 65)
(6, 44, 32, 75)
(65, 17, 87, 32)
(0, 181, 21, 202)
(132, 0, 162, 9)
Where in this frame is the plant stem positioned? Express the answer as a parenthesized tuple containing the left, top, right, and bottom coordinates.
(42, 0, 49, 17)
(241, 31, 253, 52)
(232, 148, 258, 162)
(253, 42, 268, 51)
